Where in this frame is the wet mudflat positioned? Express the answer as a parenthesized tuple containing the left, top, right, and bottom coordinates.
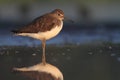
(0, 43, 120, 80)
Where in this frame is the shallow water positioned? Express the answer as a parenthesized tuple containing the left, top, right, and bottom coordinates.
(0, 44, 120, 80)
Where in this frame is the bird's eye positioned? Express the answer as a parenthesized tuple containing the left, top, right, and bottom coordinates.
(58, 14, 61, 16)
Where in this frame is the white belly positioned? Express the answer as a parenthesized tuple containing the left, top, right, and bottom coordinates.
(17, 22, 63, 40)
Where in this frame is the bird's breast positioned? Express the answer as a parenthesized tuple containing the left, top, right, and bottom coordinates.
(38, 21, 63, 40)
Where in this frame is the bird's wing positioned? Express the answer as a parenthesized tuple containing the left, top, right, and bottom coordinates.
(12, 14, 61, 33)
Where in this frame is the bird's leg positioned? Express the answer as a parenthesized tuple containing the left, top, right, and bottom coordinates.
(42, 39, 46, 65)
(37, 75, 39, 80)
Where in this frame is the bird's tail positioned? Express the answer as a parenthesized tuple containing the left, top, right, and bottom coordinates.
(11, 30, 19, 34)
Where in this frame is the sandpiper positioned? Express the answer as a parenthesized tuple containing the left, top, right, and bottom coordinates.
(12, 9, 64, 65)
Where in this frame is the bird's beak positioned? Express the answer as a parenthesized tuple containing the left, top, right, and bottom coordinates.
(64, 17, 74, 23)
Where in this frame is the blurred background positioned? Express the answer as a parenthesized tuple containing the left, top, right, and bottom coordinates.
(0, 0, 120, 80)
(0, 0, 120, 46)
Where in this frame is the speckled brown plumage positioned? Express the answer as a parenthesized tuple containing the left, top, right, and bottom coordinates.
(12, 9, 64, 33)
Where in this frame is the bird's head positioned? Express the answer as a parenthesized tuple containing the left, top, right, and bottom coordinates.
(51, 9, 64, 20)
